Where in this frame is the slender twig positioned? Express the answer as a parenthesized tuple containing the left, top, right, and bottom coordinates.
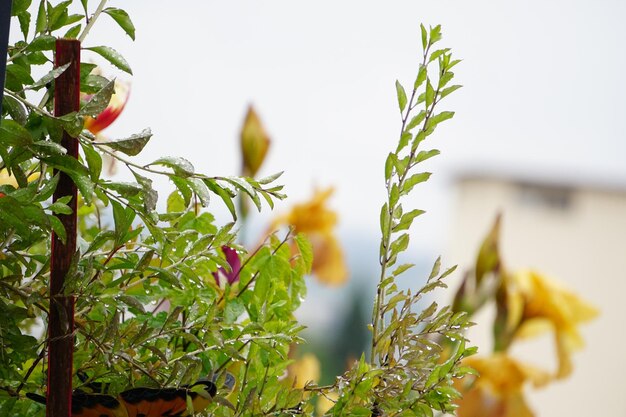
(78, 0, 108, 42)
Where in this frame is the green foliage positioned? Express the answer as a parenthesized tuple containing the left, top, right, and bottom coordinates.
(2, 3, 471, 416)
(328, 23, 472, 417)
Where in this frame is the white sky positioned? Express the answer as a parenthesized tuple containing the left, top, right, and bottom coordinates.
(89, 0, 626, 255)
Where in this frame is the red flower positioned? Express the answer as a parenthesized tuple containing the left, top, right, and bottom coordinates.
(212, 246, 241, 286)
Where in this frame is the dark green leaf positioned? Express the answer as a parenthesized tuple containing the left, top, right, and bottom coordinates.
(64, 23, 81, 38)
(35, 0, 46, 34)
(84, 46, 133, 74)
(47, 214, 66, 244)
(79, 78, 115, 117)
(204, 179, 236, 220)
(47, 201, 72, 215)
(188, 178, 210, 207)
(81, 141, 102, 181)
(2, 95, 28, 125)
(147, 156, 194, 177)
(99, 128, 152, 156)
(0, 119, 32, 146)
(103, 8, 135, 40)
(26, 35, 55, 52)
(12, 0, 32, 15)
(30, 62, 70, 90)
(17, 11, 30, 40)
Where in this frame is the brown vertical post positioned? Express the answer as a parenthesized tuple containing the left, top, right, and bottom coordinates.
(47, 38, 80, 417)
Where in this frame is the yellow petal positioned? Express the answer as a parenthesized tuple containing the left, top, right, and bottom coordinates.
(271, 188, 349, 286)
(509, 270, 599, 378)
(288, 353, 321, 389)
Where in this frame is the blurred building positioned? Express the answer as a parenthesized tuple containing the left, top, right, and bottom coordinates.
(446, 171, 626, 417)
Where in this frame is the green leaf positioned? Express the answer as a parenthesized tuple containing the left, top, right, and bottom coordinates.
(17, 11, 30, 39)
(257, 171, 283, 185)
(47, 214, 66, 244)
(420, 24, 428, 50)
(393, 208, 425, 232)
(0, 119, 32, 146)
(103, 8, 135, 40)
(401, 172, 431, 195)
(85, 46, 133, 74)
(384, 153, 395, 181)
(86, 230, 115, 253)
(81, 141, 102, 181)
(26, 34, 55, 52)
(117, 295, 145, 314)
(395, 80, 407, 113)
(167, 190, 186, 214)
(204, 179, 236, 220)
(438, 71, 454, 89)
(224, 177, 261, 211)
(429, 24, 442, 45)
(392, 263, 414, 277)
(396, 132, 411, 153)
(380, 203, 390, 237)
(405, 110, 426, 132)
(47, 201, 72, 215)
(40, 154, 94, 204)
(427, 111, 454, 128)
(188, 178, 210, 207)
(30, 62, 70, 90)
(80, 0, 88, 15)
(133, 172, 158, 213)
(35, 0, 46, 34)
(440, 84, 462, 100)
(12, 0, 32, 15)
(100, 128, 152, 156)
(31, 140, 67, 156)
(103, 181, 142, 197)
(6, 64, 34, 85)
(415, 149, 440, 164)
(3, 95, 28, 125)
(294, 233, 313, 273)
(35, 173, 59, 202)
(79, 78, 115, 117)
(425, 79, 435, 108)
(390, 233, 410, 255)
(428, 48, 450, 64)
(64, 23, 81, 38)
(147, 156, 194, 177)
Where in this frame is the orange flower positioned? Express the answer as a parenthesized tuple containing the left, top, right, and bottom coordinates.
(456, 354, 550, 417)
(504, 270, 598, 378)
(272, 188, 348, 285)
(83, 81, 129, 134)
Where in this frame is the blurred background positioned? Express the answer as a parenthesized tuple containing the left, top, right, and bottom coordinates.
(72, 1, 625, 415)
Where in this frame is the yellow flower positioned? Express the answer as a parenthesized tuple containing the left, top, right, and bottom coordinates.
(272, 188, 348, 285)
(0, 168, 40, 190)
(287, 353, 321, 389)
(456, 353, 551, 417)
(506, 270, 599, 378)
(316, 391, 339, 416)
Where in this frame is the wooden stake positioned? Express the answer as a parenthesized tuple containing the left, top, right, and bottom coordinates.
(47, 38, 80, 417)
